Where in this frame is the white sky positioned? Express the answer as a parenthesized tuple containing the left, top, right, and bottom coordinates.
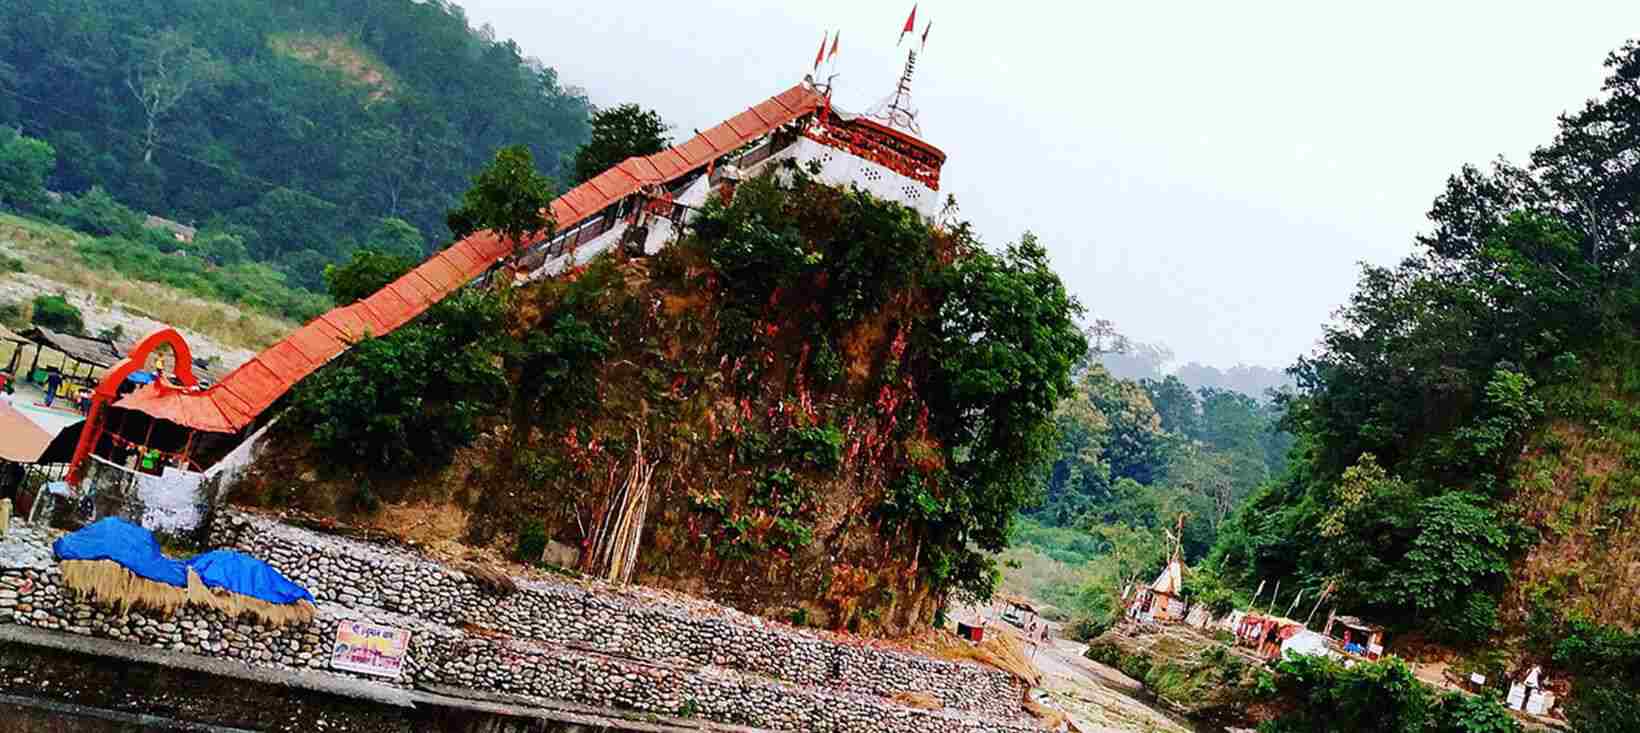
(458, 0, 1639, 369)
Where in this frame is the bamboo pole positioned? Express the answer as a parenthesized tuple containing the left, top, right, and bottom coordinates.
(585, 430, 655, 584)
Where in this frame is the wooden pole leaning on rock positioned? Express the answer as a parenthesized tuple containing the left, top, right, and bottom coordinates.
(584, 430, 656, 585)
(0, 497, 10, 536)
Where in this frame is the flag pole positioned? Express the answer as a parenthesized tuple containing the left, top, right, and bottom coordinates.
(1305, 583, 1333, 625)
(1285, 589, 1305, 619)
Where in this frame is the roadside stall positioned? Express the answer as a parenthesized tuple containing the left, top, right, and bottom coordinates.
(1235, 612, 1310, 660)
(1323, 614, 1386, 661)
(18, 327, 123, 411)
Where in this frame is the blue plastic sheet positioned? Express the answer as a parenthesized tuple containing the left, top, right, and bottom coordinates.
(52, 518, 314, 606)
(188, 549, 315, 605)
(51, 517, 189, 587)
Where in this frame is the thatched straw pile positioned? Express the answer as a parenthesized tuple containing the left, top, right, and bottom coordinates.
(59, 558, 316, 626)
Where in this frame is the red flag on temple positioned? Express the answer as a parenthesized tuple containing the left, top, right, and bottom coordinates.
(814, 31, 828, 70)
(899, 6, 917, 45)
(921, 21, 931, 49)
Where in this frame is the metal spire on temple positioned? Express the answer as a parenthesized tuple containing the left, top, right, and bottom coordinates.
(869, 8, 930, 137)
(868, 48, 922, 137)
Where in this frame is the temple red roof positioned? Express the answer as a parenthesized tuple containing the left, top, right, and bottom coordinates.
(114, 83, 827, 433)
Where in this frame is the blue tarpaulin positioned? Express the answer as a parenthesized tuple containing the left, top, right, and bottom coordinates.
(126, 371, 155, 385)
(52, 518, 189, 587)
(189, 549, 315, 605)
(52, 518, 313, 606)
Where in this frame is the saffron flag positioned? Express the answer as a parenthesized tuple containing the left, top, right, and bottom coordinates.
(921, 21, 931, 49)
(829, 31, 840, 61)
(814, 31, 828, 70)
(899, 5, 917, 45)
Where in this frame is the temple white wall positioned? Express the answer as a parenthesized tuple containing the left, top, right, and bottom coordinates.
(756, 137, 942, 218)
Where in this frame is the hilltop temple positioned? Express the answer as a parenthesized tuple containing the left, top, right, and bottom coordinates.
(47, 45, 951, 532)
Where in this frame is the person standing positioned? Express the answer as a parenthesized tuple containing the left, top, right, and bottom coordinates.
(43, 367, 62, 407)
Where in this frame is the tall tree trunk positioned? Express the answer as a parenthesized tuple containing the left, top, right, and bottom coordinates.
(143, 116, 157, 164)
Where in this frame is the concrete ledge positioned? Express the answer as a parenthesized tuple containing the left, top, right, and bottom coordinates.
(1, 623, 776, 732)
(0, 623, 417, 708)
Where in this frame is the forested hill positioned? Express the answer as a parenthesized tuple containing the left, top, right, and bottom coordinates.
(0, 0, 592, 290)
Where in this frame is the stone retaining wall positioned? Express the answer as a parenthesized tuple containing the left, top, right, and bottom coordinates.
(208, 511, 1023, 719)
(1, 518, 1036, 733)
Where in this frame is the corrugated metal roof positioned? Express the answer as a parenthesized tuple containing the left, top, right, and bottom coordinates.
(113, 83, 826, 434)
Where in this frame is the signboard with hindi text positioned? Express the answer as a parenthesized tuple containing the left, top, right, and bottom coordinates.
(331, 620, 410, 678)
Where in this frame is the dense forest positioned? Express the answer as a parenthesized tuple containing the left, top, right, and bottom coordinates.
(1021, 39, 1640, 730)
(1201, 41, 1640, 728)
(0, 0, 593, 291)
(1007, 349, 1290, 636)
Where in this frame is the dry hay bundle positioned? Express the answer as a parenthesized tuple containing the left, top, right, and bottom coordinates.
(184, 570, 317, 626)
(60, 559, 189, 616)
(59, 559, 316, 626)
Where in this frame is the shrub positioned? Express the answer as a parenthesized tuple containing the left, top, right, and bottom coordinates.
(1565, 685, 1640, 733)
(323, 248, 415, 304)
(349, 480, 381, 514)
(0, 300, 25, 329)
(289, 289, 507, 469)
(1429, 691, 1522, 733)
(1258, 654, 1520, 733)
(0, 127, 55, 212)
(785, 423, 844, 470)
(515, 520, 549, 564)
(30, 294, 83, 334)
(51, 186, 142, 237)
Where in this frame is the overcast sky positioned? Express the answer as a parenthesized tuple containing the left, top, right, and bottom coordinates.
(460, 0, 1638, 369)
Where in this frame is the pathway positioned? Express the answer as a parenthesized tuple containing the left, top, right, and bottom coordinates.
(990, 620, 1197, 733)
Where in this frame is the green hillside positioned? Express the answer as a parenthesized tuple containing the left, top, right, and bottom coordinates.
(1202, 41, 1640, 727)
(0, 0, 592, 290)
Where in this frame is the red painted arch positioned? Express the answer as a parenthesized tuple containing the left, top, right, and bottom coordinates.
(67, 327, 198, 484)
(95, 327, 197, 398)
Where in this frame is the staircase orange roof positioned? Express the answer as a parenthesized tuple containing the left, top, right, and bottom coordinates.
(114, 83, 826, 433)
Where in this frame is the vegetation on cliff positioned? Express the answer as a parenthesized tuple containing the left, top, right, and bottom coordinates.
(249, 161, 1085, 633)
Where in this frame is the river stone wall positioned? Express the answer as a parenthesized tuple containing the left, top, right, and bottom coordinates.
(207, 511, 1023, 719)
(1, 518, 1035, 733)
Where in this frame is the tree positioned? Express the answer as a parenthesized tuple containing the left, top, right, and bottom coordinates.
(446, 145, 555, 246)
(323, 249, 415, 305)
(1037, 383, 1112, 525)
(1388, 492, 1513, 643)
(289, 290, 508, 470)
(1098, 340, 1172, 382)
(30, 294, 83, 334)
(570, 104, 670, 185)
(126, 29, 226, 164)
(0, 128, 55, 212)
(923, 232, 1087, 598)
(1081, 366, 1170, 485)
(1142, 375, 1200, 438)
(1257, 655, 1520, 733)
(365, 217, 426, 261)
(193, 230, 248, 266)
